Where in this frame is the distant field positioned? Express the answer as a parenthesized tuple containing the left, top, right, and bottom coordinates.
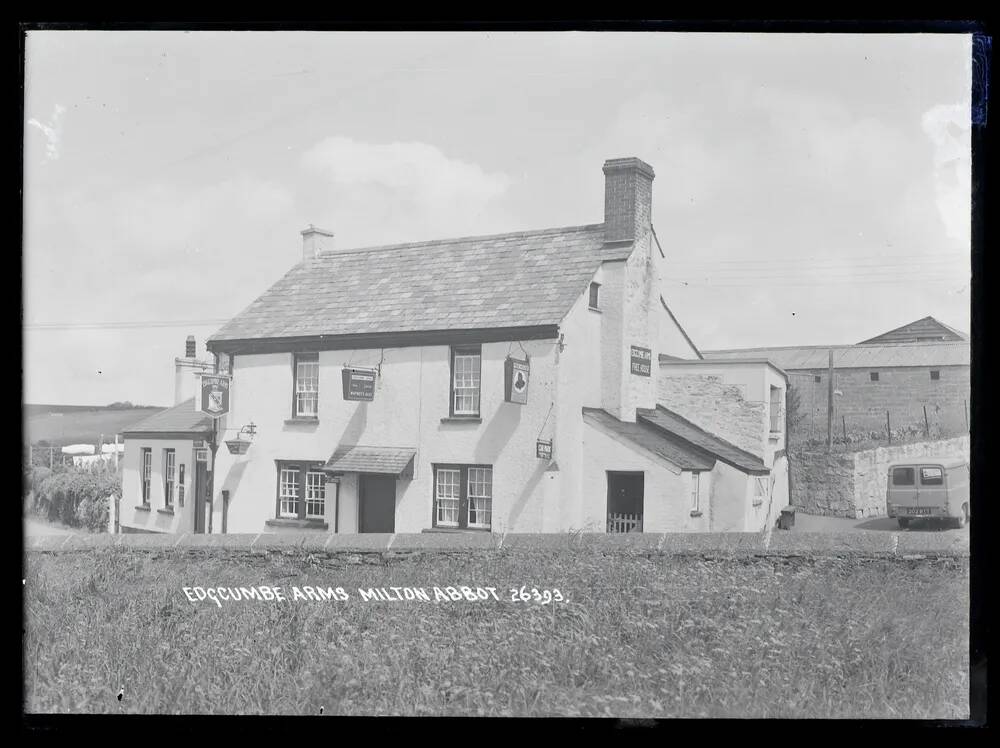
(24, 405, 166, 446)
(23, 548, 969, 718)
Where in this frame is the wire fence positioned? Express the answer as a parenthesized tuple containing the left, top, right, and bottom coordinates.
(787, 378, 970, 454)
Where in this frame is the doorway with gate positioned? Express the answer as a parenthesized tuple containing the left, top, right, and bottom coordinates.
(359, 473, 396, 533)
(607, 471, 644, 533)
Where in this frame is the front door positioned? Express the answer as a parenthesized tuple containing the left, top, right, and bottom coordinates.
(607, 471, 644, 533)
(194, 461, 208, 533)
(359, 473, 396, 533)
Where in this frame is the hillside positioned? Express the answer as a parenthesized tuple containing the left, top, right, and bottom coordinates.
(23, 404, 167, 446)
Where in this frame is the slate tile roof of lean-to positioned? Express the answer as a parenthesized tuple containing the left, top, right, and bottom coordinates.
(582, 408, 716, 471)
(208, 224, 631, 343)
(636, 405, 769, 475)
(323, 445, 417, 476)
(121, 398, 214, 436)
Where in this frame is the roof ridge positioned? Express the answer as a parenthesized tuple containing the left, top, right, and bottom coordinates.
(640, 404, 766, 466)
(704, 340, 969, 354)
(302, 223, 606, 260)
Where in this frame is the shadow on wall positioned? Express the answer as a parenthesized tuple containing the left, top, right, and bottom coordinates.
(221, 460, 250, 507)
(337, 402, 368, 447)
(505, 461, 548, 532)
(472, 404, 522, 465)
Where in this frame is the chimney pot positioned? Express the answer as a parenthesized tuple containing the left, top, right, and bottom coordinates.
(301, 225, 335, 261)
(603, 157, 655, 244)
(185, 335, 196, 358)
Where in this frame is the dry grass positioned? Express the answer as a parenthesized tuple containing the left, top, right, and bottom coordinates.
(23, 548, 969, 718)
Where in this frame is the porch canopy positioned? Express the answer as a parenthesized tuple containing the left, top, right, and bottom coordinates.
(323, 445, 416, 479)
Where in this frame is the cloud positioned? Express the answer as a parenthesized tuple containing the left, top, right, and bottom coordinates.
(300, 137, 512, 246)
(27, 103, 66, 161)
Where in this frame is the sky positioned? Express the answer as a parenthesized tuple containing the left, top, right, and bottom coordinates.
(23, 31, 972, 406)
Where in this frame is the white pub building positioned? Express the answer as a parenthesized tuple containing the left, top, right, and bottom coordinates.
(117, 157, 789, 536)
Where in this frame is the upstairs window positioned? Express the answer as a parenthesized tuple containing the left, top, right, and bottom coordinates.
(870, 372, 880, 382)
(293, 353, 319, 418)
(769, 386, 783, 433)
(930, 370, 941, 381)
(589, 282, 601, 309)
(450, 346, 481, 417)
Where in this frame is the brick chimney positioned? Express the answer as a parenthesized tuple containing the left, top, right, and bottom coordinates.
(185, 335, 196, 358)
(603, 157, 655, 244)
(301, 225, 335, 261)
(175, 334, 212, 405)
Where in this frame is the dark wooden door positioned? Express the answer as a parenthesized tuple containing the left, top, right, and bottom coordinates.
(359, 474, 396, 533)
(194, 461, 208, 534)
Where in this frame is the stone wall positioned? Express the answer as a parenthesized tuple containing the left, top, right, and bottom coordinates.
(790, 435, 970, 518)
(789, 365, 970, 442)
(658, 374, 766, 458)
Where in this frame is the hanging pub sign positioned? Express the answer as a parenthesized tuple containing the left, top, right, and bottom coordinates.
(630, 345, 652, 377)
(198, 374, 231, 417)
(536, 438, 553, 460)
(504, 357, 530, 404)
(342, 367, 376, 401)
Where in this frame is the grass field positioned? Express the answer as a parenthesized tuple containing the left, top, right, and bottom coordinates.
(23, 548, 969, 718)
(24, 405, 165, 446)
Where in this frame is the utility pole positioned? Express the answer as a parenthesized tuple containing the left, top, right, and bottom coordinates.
(826, 349, 834, 453)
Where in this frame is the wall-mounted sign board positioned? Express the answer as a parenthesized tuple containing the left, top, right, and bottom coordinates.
(342, 367, 376, 401)
(504, 357, 530, 404)
(199, 374, 231, 417)
(536, 439, 553, 460)
(630, 345, 652, 377)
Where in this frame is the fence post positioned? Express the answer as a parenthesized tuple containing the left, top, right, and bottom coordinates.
(886, 411, 892, 444)
(923, 405, 930, 437)
(49, 446, 54, 469)
(842, 415, 846, 442)
(965, 400, 969, 431)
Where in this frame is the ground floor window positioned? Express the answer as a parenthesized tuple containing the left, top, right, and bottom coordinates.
(141, 448, 152, 505)
(276, 461, 327, 520)
(432, 464, 493, 530)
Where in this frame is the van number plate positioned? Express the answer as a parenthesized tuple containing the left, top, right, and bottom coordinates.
(907, 507, 932, 516)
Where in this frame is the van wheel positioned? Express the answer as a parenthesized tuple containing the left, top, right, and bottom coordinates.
(897, 517, 911, 529)
(954, 505, 969, 529)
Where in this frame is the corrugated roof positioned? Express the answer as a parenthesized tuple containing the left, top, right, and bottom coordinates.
(323, 445, 416, 476)
(121, 399, 213, 436)
(208, 224, 632, 343)
(636, 405, 769, 474)
(582, 408, 716, 471)
(858, 316, 969, 344)
(701, 341, 969, 370)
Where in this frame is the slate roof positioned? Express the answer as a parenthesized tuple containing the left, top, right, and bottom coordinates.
(582, 408, 716, 471)
(323, 445, 416, 476)
(701, 341, 970, 370)
(858, 316, 969, 344)
(121, 399, 213, 436)
(209, 224, 632, 343)
(636, 405, 769, 474)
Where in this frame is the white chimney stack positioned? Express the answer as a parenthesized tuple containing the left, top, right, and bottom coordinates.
(301, 225, 335, 261)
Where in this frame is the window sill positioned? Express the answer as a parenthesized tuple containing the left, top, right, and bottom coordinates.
(689, 510, 703, 518)
(424, 527, 492, 533)
(265, 518, 329, 530)
(768, 432, 782, 440)
(135, 504, 151, 512)
(752, 500, 764, 507)
(285, 417, 319, 425)
(157, 508, 175, 516)
(440, 416, 482, 424)
(588, 306, 602, 313)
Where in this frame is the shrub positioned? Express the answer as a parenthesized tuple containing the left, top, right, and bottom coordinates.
(35, 464, 121, 532)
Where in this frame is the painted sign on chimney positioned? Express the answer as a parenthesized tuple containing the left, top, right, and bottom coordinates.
(504, 357, 530, 404)
(630, 345, 652, 377)
(198, 374, 231, 418)
(342, 367, 376, 401)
